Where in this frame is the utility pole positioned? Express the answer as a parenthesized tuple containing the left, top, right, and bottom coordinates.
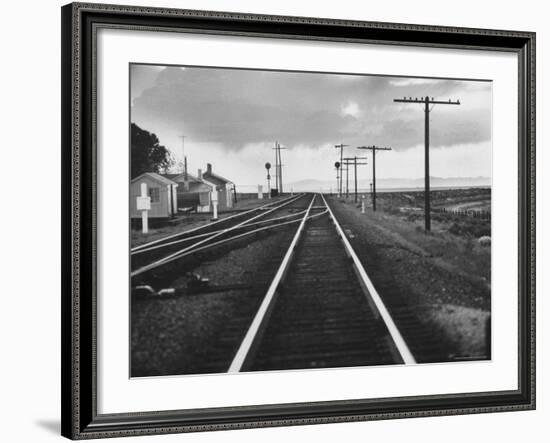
(370, 183, 373, 205)
(343, 157, 367, 203)
(273, 142, 287, 194)
(277, 142, 282, 193)
(341, 160, 351, 198)
(274, 141, 279, 192)
(178, 135, 187, 178)
(357, 146, 392, 211)
(334, 143, 349, 197)
(345, 162, 349, 197)
(393, 96, 460, 230)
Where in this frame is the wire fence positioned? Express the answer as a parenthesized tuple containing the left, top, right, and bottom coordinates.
(432, 207, 491, 220)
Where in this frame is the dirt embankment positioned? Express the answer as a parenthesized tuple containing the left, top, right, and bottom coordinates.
(327, 197, 491, 361)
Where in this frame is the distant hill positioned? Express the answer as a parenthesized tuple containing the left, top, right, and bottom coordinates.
(286, 176, 491, 193)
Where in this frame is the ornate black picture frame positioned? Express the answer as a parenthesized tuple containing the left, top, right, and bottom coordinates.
(61, 2, 535, 439)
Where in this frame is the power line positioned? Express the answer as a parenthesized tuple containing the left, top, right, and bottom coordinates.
(393, 96, 460, 230)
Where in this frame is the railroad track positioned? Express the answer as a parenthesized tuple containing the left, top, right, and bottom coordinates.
(227, 193, 416, 372)
(132, 192, 422, 375)
(131, 193, 308, 277)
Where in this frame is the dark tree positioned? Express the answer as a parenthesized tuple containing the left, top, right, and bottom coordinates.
(131, 123, 174, 178)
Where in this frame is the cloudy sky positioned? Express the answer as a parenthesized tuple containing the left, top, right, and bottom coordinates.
(131, 64, 492, 190)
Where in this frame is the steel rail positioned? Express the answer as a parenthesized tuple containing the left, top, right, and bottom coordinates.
(156, 209, 328, 267)
(131, 193, 304, 252)
(320, 194, 416, 365)
(131, 209, 308, 256)
(227, 194, 318, 373)
(131, 194, 306, 277)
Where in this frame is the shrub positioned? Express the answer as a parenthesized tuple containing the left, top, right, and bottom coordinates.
(448, 219, 490, 238)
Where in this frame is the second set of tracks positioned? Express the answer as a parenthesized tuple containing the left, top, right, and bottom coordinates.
(131, 193, 309, 278)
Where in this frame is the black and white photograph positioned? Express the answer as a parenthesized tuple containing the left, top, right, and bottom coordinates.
(1, 0, 544, 441)
(129, 64, 492, 377)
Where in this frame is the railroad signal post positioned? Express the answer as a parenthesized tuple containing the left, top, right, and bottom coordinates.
(393, 95, 460, 231)
(334, 161, 341, 197)
(265, 162, 272, 198)
(357, 145, 392, 211)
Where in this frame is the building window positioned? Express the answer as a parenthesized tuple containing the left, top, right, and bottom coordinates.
(199, 191, 210, 207)
(148, 187, 160, 203)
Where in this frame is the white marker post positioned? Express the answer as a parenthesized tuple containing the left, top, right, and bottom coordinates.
(258, 185, 263, 199)
(361, 194, 366, 214)
(136, 182, 151, 234)
(211, 189, 219, 221)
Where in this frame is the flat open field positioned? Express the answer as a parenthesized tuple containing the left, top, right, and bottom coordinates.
(373, 187, 491, 238)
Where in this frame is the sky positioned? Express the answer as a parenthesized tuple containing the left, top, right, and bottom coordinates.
(130, 64, 492, 191)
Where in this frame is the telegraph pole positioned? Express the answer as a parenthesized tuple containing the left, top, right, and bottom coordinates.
(334, 143, 349, 197)
(357, 146, 392, 211)
(178, 135, 187, 178)
(273, 142, 287, 194)
(370, 183, 373, 206)
(354, 159, 358, 203)
(393, 96, 460, 230)
(343, 157, 367, 202)
(273, 141, 279, 192)
(278, 142, 282, 193)
(345, 162, 349, 197)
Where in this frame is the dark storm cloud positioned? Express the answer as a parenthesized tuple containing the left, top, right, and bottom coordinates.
(131, 66, 491, 151)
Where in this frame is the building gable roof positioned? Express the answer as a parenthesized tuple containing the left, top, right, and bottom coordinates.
(131, 172, 178, 186)
(162, 173, 216, 191)
(162, 173, 182, 182)
(203, 171, 233, 186)
(164, 172, 200, 183)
